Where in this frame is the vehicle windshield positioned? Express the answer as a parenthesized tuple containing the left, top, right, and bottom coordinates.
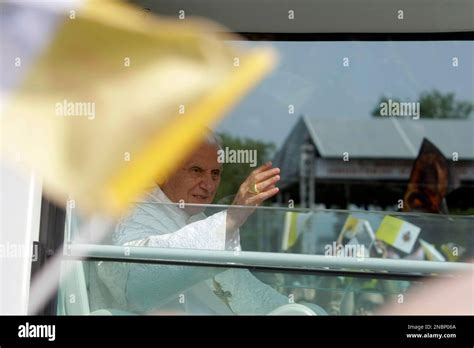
(66, 203, 473, 262)
(57, 38, 473, 316)
(57, 203, 472, 315)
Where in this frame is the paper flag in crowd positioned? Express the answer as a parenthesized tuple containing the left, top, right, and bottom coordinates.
(440, 243, 465, 262)
(339, 215, 376, 254)
(282, 212, 312, 251)
(375, 216, 421, 254)
(419, 239, 446, 262)
(1, 0, 276, 215)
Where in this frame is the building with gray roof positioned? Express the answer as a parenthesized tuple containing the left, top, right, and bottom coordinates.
(273, 116, 474, 211)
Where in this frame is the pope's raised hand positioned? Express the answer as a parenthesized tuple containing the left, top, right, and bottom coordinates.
(226, 162, 280, 231)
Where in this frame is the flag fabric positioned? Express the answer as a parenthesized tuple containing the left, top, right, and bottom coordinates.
(375, 216, 420, 254)
(440, 243, 465, 262)
(419, 239, 446, 262)
(1, 0, 276, 216)
(403, 138, 459, 214)
(281, 212, 311, 251)
(339, 215, 375, 240)
(339, 215, 376, 256)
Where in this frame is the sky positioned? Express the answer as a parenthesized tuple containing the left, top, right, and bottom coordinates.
(216, 41, 474, 148)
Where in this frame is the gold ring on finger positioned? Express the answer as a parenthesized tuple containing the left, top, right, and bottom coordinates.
(248, 182, 260, 194)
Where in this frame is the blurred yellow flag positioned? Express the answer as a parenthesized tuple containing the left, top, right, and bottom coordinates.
(2, 1, 276, 215)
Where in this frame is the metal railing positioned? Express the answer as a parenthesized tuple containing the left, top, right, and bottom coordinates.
(65, 243, 473, 279)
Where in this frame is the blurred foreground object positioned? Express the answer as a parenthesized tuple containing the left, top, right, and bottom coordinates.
(381, 268, 474, 315)
(1, 0, 276, 216)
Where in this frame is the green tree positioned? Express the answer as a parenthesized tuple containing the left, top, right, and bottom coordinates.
(213, 133, 276, 204)
(371, 90, 473, 119)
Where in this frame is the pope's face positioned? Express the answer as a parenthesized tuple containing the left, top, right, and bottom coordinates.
(161, 143, 222, 215)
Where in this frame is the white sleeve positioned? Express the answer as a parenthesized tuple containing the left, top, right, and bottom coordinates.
(123, 210, 241, 251)
(98, 210, 239, 313)
(207, 269, 288, 314)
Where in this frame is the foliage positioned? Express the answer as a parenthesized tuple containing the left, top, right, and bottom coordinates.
(371, 90, 473, 119)
(213, 132, 276, 204)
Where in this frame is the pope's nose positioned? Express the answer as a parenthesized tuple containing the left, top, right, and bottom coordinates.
(199, 175, 215, 194)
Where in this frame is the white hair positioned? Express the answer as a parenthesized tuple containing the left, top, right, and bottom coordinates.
(204, 130, 223, 151)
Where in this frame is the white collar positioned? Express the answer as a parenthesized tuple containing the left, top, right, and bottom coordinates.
(145, 186, 206, 223)
(146, 185, 174, 205)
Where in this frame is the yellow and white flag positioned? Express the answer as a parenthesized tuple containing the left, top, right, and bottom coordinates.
(420, 239, 446, 262)
(281, 212, 311, 251)
(339, 215, 375, 254)
(376, 216, 421, 254)
(1, 0, 276, 216)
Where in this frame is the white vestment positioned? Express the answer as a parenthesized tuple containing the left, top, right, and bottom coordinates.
(91, 186, 288, 314)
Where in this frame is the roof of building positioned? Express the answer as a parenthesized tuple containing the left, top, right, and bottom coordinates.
(273, 115, 474, 184)
(304, 115, 474, 159)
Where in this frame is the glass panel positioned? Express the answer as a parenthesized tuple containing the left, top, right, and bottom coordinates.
(59, 40, 473, 316)
(57, 259, 423, 316)
(66, 203, 474, 263)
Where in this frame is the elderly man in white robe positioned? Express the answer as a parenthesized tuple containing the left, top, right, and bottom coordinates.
(93, 133, 298, 314)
